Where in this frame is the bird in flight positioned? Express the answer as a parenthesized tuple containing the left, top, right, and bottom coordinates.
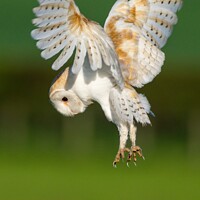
(31, 0, 182, 166)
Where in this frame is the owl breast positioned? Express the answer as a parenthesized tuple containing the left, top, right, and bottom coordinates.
(66, 61, 116, 122)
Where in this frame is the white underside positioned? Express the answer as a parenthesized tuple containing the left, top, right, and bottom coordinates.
(66, 60, 115, 122)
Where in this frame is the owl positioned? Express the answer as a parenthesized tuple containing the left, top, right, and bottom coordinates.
(32, 0, 182, 166)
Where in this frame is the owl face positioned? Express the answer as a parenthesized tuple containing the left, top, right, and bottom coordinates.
(49, 68, 86, 117)
(49, 89, 86, 117)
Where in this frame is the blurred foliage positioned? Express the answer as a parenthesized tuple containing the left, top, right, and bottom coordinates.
(0, 0, 200, 200)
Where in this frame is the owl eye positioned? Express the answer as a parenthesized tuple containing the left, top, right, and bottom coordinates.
(62, 97, 68, 102)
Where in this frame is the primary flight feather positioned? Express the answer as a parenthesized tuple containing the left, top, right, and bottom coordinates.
(32, 0, 182, 166)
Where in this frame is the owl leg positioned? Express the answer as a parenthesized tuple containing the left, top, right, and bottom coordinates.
(127, 124, 145, 165)
(113, 124, 130, 167)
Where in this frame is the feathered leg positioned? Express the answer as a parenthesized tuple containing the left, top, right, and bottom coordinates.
(110, 87, 150, 166)
(113, 124, 130, 167)
(129, 123, 137, 147)
(127, 124, 145, 165)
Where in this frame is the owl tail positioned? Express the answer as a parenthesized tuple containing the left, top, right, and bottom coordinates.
(110, 87, 153, 125)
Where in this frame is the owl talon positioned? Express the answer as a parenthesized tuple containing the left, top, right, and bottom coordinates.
(113, 148, 130, 167)
(113, 161, 117, 168)
(127, 146, 144, 165)
(126, 161, 130, 168)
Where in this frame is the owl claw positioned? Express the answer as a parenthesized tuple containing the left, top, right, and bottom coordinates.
(113, 147, 144, 167)
(127, 146, 144, 165)
(113, 148, 130, 167)
(113, 161, 117, 168)
(126, 161, 130, 168)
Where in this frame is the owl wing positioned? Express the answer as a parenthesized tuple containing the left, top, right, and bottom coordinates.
(105, 0, 182, 88)
(31, 0, 124, 87)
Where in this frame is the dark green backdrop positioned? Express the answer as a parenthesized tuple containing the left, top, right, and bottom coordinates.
(0, 1, 200, 199)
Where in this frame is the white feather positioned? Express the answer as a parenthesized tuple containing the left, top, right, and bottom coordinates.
(31, 22, 67, 40)
(85, 38, 102, 71)
(149, 6, 178, 24)
(38, 0, 67, 6)
(41, 34, 73, 59)
(136, 37, 165, 86)
(72, 39, 87, 74)
(150, 0, 183, 12)
(110, 87, 151, 125)
(32, 0, 123, 87)
(33, 3, 68, 17)
(52, 38, 77, 70)
(32, 14, 67, 28)
(36, 29, 68, 49)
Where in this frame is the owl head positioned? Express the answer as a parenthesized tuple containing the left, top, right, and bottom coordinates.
(49, 68, 86, 116)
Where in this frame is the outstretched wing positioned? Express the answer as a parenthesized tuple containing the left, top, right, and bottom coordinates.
(31, 0, 123, 87)
(105, 0, 182, 88)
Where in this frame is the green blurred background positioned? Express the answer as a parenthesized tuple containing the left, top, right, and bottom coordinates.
(0, 0, 200, 199)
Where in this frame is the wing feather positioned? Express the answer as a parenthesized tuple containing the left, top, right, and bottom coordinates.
(36, 30, 68, 49)
(32, 0, 124, 87)
(105, 0, 182, 88)
(41, 33, 73, 59)
(38, 0, 68, 5)
(52, 38, 77, 70)
(32, 14, 67, 28)
(31, 21, 67, 40)
(71, 39, 87, 73)
(33, 2, 68, 16)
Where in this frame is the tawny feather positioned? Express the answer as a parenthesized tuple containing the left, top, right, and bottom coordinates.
(105, 0, 182, 88)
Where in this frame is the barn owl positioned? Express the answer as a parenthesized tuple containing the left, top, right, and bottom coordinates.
(31, 0, 182, 166)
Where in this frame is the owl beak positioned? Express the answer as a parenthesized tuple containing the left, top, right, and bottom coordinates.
(49, 67, 69, 98)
